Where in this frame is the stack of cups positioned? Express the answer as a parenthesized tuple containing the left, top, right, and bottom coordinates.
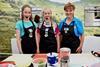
(60, 47, 71, 67)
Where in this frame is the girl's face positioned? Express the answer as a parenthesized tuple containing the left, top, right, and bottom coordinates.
(65, 7, 74, 18)
(43, 9, 52, 20)
(23, 7, 32, 19)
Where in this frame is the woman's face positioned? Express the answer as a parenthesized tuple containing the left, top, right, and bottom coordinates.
(23, 7, 32, 19)
(65, 7, 74, 18)
(43, 9, 52, 20)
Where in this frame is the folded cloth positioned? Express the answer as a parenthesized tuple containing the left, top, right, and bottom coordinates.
(0, 61, 15, 67)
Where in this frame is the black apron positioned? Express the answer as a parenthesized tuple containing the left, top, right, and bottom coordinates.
(21, 21, 36, 54)
(61, 21, 80, 53)
(39, 22, 57, 53)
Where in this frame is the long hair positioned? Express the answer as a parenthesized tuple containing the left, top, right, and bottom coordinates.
(42, 8, 52, 21)
(21, 4, 33, 21)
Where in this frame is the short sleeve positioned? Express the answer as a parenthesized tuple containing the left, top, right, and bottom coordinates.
(15, 21, 21, 30)
(55, 25, 60, 35)
(15, 20, 24, 37)
(78, 20, 84, 35)
(58, 20, 64, 31)
(75, 19, 84, 36)
(52, 22, 60, 35)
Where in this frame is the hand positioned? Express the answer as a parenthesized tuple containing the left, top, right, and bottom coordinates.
(19, 49, 23, 54)
(76, 46, 82, 53)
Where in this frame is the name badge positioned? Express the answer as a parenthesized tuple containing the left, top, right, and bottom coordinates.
(45, 28, 49, 32)
(44, 28, 49, 37)
(64, 28, 69, 33)
(28, 29, 33, 37)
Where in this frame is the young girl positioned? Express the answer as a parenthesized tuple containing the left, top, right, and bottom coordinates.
(36, 8, 60, 53)
(16, 5, 37, 54)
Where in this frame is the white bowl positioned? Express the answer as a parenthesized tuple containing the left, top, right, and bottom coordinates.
(32, 58, 47, 67)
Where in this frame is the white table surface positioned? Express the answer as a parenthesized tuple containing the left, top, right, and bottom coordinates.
(3, 53, 100, 67)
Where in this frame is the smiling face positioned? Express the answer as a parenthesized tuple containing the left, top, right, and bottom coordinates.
(42, 8, 52, 21)
(23, 7, 32, 19)
(21, 5, 32, 20)
(65, 7, 74, 18)
(64, 3, 75, 19)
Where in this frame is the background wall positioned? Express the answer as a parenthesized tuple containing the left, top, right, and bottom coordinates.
(0, 0, 100, 53)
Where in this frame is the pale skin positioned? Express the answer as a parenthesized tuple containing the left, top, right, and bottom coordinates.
(16, 7, 38, 53)
(96, 51, 100, 54)
(36, 8, 60, 53)
(64, 7, 84, 53)
(16, 30, 22, 53)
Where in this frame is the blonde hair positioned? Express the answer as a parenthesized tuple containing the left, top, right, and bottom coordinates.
(42, 8, 52, 20)
(42, 8, 52, 15)
(64, 2, 75, 10)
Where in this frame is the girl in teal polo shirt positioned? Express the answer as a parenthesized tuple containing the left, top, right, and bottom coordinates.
(16, 5, 37, 54)
(59, 3, 84, 53)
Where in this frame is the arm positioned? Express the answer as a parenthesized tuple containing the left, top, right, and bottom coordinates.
(79, 34, 84, 48)
(54, 23, 60, 53)
(56, 33, 60, 53)
(35, 28, 40, 53)
(76, 34, 84, 53)
(58, 20, 64, 49)
(75, 19, 84, 53)
(16, 29, 23, 54)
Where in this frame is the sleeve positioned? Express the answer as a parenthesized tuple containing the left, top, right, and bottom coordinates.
(15, 21, 21, 31)
(53, 23, 60, 34)
(55, 24, 60, 35)
(58, 20, 63, 31)
(76, 20, 84, 36)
